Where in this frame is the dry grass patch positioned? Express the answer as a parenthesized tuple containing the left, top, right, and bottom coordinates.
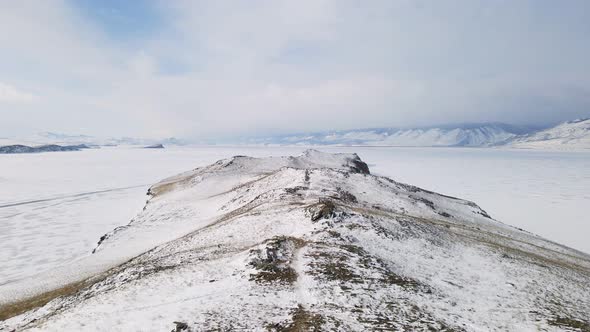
(0, 279, 91, 321)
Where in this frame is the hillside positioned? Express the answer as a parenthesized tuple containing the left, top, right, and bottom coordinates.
(1, 151, 589, 331)
(508, 118, 590, 150)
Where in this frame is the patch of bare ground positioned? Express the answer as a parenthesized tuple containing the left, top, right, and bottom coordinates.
(0, 278, 95, 321)
(249, 236, 306, 284)
(547, 316, 590, 332)
(306, 200, 336, 222)
(266, 305, 325, 332)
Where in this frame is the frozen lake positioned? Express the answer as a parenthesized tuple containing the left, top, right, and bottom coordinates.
(1, 146, 589, 284)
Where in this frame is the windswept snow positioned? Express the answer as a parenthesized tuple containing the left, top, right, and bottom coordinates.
(2, 150, 589, 331)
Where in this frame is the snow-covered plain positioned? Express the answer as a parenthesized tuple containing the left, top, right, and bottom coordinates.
(1, 146, 588, 287)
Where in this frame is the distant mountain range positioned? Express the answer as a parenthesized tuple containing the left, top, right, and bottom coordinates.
(244, 119, 590, 150)
(0, 144, 89, 154)
(0, 132, 185, 148)
(2, 119, 589, 151)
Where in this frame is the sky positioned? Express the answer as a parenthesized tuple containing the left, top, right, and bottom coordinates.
(1, 0, 589, 140)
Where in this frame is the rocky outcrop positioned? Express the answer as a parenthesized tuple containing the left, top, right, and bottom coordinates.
(143, 144, 165, 149)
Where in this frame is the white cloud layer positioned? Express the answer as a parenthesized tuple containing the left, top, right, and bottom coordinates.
(0, 82, 37, 104)
(0, 0, 589, 139)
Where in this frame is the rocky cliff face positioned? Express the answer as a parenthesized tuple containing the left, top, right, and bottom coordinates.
(2, 150, 589, 331)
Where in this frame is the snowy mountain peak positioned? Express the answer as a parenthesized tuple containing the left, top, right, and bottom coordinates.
(2, 152, 589, 331)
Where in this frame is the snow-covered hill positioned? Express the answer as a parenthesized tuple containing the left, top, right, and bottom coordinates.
(247, 123, 529, 147)
(508, 118, 590, 150)
(1, 151, 589, 331)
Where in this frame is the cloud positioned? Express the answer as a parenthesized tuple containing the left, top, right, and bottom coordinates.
(128, 51, 158, 77)
(0, 0, 589, 139)
(0, 82, 37, 104)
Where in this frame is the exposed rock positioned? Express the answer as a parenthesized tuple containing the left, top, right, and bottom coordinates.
(348, 154, 370, 174)
(171, 321, 188, 332)
(143, 144, 165, 149)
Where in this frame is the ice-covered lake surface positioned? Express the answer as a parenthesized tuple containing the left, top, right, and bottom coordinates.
(1, 146, 589, 284)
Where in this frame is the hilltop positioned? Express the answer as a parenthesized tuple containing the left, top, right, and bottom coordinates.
(1, 151, 589, 331)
